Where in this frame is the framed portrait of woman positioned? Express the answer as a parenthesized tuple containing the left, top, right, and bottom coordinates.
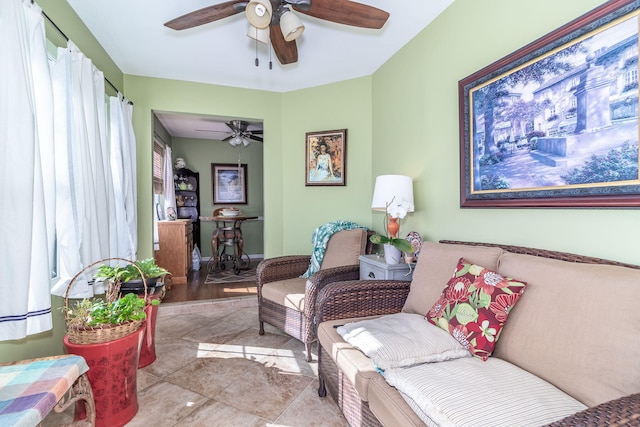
(305, 129, 347, 186)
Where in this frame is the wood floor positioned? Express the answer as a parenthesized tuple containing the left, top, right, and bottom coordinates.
(161, 260, 259, 304)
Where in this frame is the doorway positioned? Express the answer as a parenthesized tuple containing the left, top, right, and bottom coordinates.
(152, 111, 264, 303)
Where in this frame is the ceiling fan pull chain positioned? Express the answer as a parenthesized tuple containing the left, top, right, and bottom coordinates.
(253, 26, 259, 66)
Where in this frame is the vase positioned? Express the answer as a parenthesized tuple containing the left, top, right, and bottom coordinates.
(387, 217, 400, 238)
(384, 244, 402, 264)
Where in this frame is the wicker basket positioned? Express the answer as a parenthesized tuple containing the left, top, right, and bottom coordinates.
(64, 258, 149, 345)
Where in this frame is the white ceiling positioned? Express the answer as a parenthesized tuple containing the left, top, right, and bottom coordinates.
(155, 111, 264, 141)
(65, 0, 454, 93)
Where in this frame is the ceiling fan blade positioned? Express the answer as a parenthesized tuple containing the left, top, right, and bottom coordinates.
(293, 0, 389, 29)
(247, 134, 264, 142)
(270, 25, 298, 65)
(164, 1, 247, 30)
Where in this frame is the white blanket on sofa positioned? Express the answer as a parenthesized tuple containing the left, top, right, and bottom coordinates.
(337, 313, 470, 370)
(383, 357, 587, 427)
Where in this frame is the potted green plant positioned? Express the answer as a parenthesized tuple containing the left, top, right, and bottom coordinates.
(95, 258, 169, 296)
(95, 258, 169, 368)
(370, 198, 414, 264)
(65, 292, 151, 331)
(64, 292, 148, 427)
(62, 257, 166, 427)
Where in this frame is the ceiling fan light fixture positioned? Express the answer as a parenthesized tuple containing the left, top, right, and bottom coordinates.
(246, 0, 272, 29)
(247, 24, 270, 44)
(280, 9, 304, 42)
(229, 135, 243, 146)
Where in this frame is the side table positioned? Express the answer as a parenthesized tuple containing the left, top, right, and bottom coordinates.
(359, 254, 414, 281)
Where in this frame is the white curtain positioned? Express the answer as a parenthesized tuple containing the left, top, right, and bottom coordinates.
(50, 42, 110, 297)
(0, 0, 54, 339)
(110, 95, 138, 261)
(163, 146, 176, 220)
(154, 145, 175, 251)
(49, 43, 137, 298)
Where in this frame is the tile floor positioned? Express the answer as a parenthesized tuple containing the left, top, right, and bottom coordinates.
(44, 297, 348, 427)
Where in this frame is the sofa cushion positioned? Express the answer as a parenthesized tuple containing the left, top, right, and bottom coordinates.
(337, 313, 470, 370)
(368, 375, 426, 427)
(383, 357, 587, 427)
(321, 228, 367, 270)
(402, 242, 503, 316)
(318, 316, 382, 401)
(494, 252, 640, 407)
(261, 277, 306, 311)
(426, 258, 527, 360)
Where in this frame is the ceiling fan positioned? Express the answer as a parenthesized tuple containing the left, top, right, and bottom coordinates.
(164, 0, 390, 65)
(221, 120, 263, 146)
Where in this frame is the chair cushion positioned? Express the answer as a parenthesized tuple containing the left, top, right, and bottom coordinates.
(261, 278, 306, 311)
(320, 229, 367, 270)
(402, 242, 504, 316)
(318, 316, 382, 401)
(426, 258, 527, 361)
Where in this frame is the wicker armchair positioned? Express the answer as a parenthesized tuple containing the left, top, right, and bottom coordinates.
(257, 229, 375, 362)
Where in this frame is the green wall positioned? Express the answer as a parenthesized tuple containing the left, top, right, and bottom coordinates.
(373, 0, 640, 266)
(280, 77, 375, 253)
(128, 75, 375, 259)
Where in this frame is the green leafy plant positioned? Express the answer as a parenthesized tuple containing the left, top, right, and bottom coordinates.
(369, 233, 414, 252)
(96, 258, 169, 284)
(66, 293, 159, 329)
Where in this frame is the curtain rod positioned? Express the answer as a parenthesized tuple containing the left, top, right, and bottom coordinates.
(41, 10, 127, 100)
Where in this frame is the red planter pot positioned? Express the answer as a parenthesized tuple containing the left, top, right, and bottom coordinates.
(64, 326, 144, 427)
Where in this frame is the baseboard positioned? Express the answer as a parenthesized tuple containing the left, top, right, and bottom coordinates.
(201, 254, 264, 262)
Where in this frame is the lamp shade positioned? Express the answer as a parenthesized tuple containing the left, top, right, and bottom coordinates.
(280, 9, 304, 41)
(371, 175, 414, 212)
(246, 0, 272, 29)
(247, 25, 270, 44)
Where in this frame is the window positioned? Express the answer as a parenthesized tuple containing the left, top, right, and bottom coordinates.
(153, 138, 164, 194)
(624, 69, 638, 86)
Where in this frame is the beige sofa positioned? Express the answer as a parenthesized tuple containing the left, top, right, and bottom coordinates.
(315, 241, 640, 426)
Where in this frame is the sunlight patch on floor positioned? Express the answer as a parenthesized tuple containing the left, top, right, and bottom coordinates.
(196, 342, 303, 374)
(222, 286, 257, 293)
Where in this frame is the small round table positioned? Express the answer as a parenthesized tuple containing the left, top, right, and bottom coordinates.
(200, 215, 258, 274)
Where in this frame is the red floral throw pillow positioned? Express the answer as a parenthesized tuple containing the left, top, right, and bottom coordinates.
(426, 258, 527, 361)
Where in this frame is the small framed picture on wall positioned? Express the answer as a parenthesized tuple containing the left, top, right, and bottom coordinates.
(211, 163, 248, 204)
(305, 129, 347, 186)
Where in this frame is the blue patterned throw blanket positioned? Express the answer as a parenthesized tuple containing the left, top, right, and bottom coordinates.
(301, 220, 368, 278)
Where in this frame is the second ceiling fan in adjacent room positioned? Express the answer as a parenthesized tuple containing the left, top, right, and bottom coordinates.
(220, 120, 263, 146)
(164, 0, 390, 65)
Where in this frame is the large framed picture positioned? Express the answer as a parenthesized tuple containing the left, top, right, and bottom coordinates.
(305, 129, 347, 186)
(211, 163, 247, 204)
(459, 0, 639, 208)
